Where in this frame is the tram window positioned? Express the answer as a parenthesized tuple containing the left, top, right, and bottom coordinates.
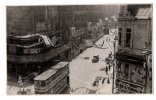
(35, 81, 40, 87)
(47, 78, 50, 86)
(40, 81, 46, 87)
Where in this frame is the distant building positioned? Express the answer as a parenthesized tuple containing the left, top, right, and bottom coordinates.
(115, 4, 152, 93)
(7, 6, 58, 35)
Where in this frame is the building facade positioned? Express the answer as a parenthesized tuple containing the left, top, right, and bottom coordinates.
(115, 4, 152, 93)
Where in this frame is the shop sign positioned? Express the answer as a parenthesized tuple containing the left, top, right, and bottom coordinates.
(23, 48, 40, 54)
(116, 78, 144, 93)
(30, 48, 40, 54)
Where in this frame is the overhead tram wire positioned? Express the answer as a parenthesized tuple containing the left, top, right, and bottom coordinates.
(93, 40, 108, 49)
(70, 41, 80, 50)
(105, 28, 118, 54)
(109, 29, 116, 36)
(106, 37, 114, 53)
(93, 28, 117, 50)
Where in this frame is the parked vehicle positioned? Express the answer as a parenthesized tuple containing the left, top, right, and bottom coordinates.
(92, 55, 99, 63)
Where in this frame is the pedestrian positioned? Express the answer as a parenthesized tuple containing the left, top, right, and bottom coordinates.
(18, 75, 23, 92)
(108, 64, 111, 71)
(102, 77, 105, 84)
(106, 66, 108, 74)
(107, 77, 110, 84)
(109, 52, 112, 58)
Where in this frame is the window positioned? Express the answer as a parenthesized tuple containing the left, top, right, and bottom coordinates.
(117, 62, 122, 76)
(124, 63, 129, 77)
(118, 28, 122, 46)
(121, 6, 125, 13)
(35, 80, 40, 87)
(41, 81, 46, 87)
(117, 62, 121, 71)
(47, 78, 51, 86)
(50, 76, 54, 82)
(125, 28, 131, 47)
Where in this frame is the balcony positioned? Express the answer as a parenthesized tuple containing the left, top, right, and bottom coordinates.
(116, 51, 145, 66)
(117, 45, 151, 56)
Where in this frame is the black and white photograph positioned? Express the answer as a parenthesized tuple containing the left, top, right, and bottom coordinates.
(6, 4, 153, 95)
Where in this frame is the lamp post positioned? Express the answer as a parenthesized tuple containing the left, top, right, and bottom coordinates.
(112, 35, 118, 94)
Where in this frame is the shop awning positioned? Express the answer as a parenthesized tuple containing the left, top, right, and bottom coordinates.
(40, 35, 53, 46)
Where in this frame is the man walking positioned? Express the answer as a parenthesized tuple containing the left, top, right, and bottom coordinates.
(107, 75, 110, 84)
(102, 77, 105, 85)
(108, 64, 111, 71)
(106, 66, 108, 74)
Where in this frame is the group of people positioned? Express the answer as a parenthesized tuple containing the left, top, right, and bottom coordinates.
(101, 52, 113, 85)
(105, 52, 113, 73)
(101, 75, 110, 85)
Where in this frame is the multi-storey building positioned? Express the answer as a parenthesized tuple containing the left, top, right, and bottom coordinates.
(7, 6, 72, 80)
(115, 4, 152, 93)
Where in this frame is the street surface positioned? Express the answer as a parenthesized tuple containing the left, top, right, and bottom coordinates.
(69, 28, 117, 94)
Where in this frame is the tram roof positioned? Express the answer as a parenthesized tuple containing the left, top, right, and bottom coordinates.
(34, 69, 57, 81)
(34, 61, 69, 81)
(51, 61, 69, 70)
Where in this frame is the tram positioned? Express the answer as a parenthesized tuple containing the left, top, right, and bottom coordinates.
(34, 61, 69, 94)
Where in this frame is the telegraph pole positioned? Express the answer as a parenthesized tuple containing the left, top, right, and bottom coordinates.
(112, 35, 118, 94)
(112, 40, 115, 94)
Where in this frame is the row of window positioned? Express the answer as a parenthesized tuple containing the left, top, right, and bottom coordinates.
(35, 66, 68, 87)
(138, 23, 148, 28)
(120, 6, 126, 13)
